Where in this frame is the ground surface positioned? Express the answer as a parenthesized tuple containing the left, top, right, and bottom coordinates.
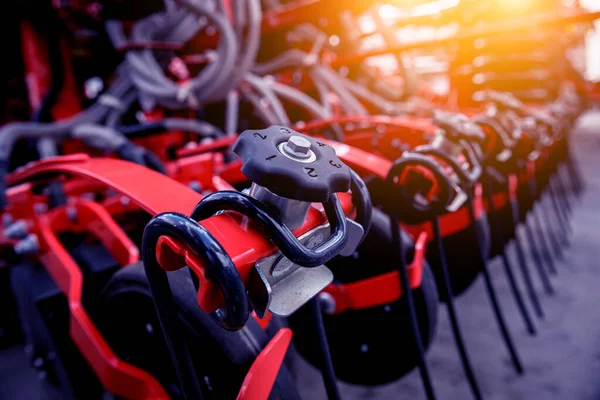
(2, 111, 600, 400)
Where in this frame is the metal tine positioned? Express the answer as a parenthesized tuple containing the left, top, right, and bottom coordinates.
(548, 175, 572, 243)
(508, 189, 545, 319)
(432, 216, 484, 400)
(484, 176, 537, 336)
(466, 194, 524, 374)
(539, 185, 565, 259)
(523, 210, 555, 296)
(557, 164, 576, 214)
(389, 210, 437, 400)
(528, 178, 558, 275)
(565, 147, 585, 197)
(532, 203, 559, 273)
(310, 297, 342, 400)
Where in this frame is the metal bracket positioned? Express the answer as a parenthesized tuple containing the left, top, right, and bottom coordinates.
(248, 219, 364, 318)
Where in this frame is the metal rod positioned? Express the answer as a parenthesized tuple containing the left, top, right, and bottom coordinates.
(540, 190, 564, 259)
(528, 178, 558, 275)
(467, 195, 524, 374)
(432, 216, 483, 400)
(389, 210, 437, 400)
(565, 145, 584, 197)
(484, 179, 536, 335)
(523, 214, 555, 295)
(310, 297, 342, 400)
(532, 203, 559, 274)
(548, 175, 572, 241)
(553, 170, 574, 235)
(557, 167, 574, 215)
(509, 192, 545, 318)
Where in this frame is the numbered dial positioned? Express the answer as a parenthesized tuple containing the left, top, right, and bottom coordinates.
(233, 126, 351, 202)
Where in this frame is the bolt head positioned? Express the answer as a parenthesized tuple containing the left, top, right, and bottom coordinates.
(318, 292, 337, 315)
(285, 136, 311, 155)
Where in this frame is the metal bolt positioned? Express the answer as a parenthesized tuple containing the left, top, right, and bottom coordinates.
(384, 304, 392, 313)
(14, 234, 39, 255)
(120, 196, 130, 207)
(318, 292, 337, 315)
(4, 220, 29, 239)
(284, 136, 311, 155)
(360, 344, 369, 353)
(280, 135, 316, 162)
(188, 180, 202, 193)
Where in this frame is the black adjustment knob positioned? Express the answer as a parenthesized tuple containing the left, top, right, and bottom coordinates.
(232, 126, 351, 202)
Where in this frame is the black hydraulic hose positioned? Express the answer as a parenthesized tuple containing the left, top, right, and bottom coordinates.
(118, 120, 225, 139)
(484, 177, 536, 336)
(466, 193, 524, 374)
(389, 209, 437, 400)
(432, 216, 483, 400)
(116, 142, 167, 174)
(117, 122, 165, 137)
